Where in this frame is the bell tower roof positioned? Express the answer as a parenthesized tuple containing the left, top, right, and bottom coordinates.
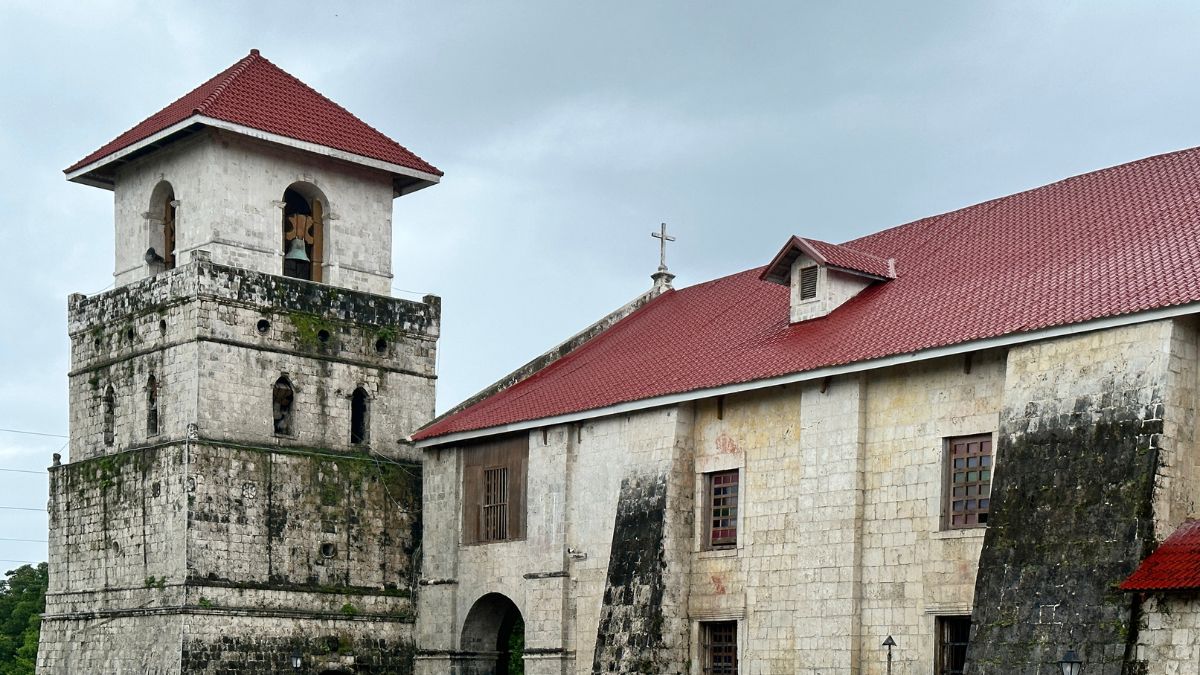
(65, 49, 442, 194)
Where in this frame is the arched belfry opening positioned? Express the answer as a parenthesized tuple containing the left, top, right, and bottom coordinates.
(350, 387, 369, 445)
(147, 181, 177, 271)
(272, 376, 295, 436)
(281, 183, 326, 282)
(460, 593, 525, 675)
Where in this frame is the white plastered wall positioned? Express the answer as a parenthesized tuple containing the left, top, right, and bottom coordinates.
(111, 129, 396, 294)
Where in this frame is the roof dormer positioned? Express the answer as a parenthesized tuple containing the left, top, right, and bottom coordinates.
(761, 236, 895, 323)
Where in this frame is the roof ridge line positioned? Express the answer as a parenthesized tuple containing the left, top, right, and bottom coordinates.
(193, 49, 261, 115)
(260, 56, 442, 173)
(842, 144, 1200, 251)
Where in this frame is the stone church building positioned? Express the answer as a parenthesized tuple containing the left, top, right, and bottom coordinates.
(35, 49, 1200, 675)
(411, 150, 1200, 675)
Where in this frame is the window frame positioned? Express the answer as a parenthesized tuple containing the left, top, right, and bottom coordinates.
(797, 264, 820, 302)
(943, 434, 994, 530)
(461, 436, 528, 545)
(935, 615, 971, 675)
(481, 465, 510, 542)
(704, 469, 740, 550)
(699, 620, 738, 675)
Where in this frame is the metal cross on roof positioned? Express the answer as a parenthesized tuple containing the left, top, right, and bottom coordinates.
(652, 222, 675, 272)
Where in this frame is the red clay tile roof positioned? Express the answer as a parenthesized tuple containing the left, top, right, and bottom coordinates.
(1121, 519, 1200, 591)
(66, 50, 441, 177)
(806, 238, 895, 278)
(761, 236, 894, 284)
(414, 146, 1200, 442)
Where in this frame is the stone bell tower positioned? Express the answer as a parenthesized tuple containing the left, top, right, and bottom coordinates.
(37, 50, 442, 674)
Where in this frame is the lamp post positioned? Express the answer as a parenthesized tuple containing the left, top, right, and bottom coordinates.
(882, 635, 896, 675)
(1058, 647, 1082, 675)
(290, 650, 303, 672)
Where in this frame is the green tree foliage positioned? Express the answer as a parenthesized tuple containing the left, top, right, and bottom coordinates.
(506, 617, 524, 675)
(0, 564, 47, 674)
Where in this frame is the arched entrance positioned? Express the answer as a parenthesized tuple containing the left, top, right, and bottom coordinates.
(460, 592, 525, 675)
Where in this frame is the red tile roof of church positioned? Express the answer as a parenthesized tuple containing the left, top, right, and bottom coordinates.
(1121, 519, 1200, 591)
(66, 50, 441, 177)
(414, 147, 1200, 442)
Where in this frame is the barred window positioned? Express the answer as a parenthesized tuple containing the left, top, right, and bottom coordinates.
(946, 434, 992, 529)
(937, 616, 971, 675)
(706, 470, 739, 548)
(462, 436, 527, 545)
(482, 467, 509, 542)
(701, 621, 738, 675)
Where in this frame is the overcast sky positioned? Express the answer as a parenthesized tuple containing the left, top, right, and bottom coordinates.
(4, 1, 1200, 565)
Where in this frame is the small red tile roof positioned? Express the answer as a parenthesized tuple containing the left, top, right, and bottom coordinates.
(761, 236, 895, 285)
(1121, 520, 1200, 591)
(66, 49, 441, 177)
(414, 147, 1200, 443)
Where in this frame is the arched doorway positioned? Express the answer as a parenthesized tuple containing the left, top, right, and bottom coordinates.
(460, 592, 525, 675)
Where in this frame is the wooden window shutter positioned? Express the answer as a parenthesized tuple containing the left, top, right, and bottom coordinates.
(311, 199, 324, 283)
(463, 464, 483, 544)
(508, 453, 527, 540)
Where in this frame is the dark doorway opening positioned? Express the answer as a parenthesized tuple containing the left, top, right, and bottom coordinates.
(461, 592, 525, 675)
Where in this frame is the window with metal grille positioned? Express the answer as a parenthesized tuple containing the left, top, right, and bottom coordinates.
(799, 265, 819, 300)
(946, 434, 992, 529)
(706, 470, 739, 548)
(462, 437, 527, 545)
(482, 467, 509, 542)
(701, 621, 738, 675)
(936, 616, 971, 675)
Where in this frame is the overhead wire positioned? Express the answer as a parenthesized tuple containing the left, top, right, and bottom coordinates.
(0, 428, 67, 439)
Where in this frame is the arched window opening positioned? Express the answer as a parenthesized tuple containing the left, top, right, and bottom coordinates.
(146, 181, 177, 272)
(103, 385, 116, 447)
(146, 376, 159, 436)
(273, 376, 295, 436)
(350, 387, 369, 445)
(281, 185, 325, 282)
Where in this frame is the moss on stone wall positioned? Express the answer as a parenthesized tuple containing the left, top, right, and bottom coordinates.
(965, 397, 1162, 674)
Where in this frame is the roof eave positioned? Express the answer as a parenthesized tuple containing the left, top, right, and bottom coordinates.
(411, 298, 1200, 448)
(759, 236, 809, 285)
(65, 117, 207, 190)
(65, 114, 443, 192)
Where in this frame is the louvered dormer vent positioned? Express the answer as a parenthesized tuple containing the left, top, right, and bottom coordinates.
(799, 266, 819, 301)
(761, 236, 896, 323)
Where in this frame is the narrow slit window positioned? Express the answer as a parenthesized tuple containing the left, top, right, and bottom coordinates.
(945, 434, 993, 529)
(350, 387, 368, 445)
(102, 385, 116, 447)
(701, 621, 738, 675)
(272, 376, 294, 436)
(482, 467, 509, 542)
(146, 375, 159, 437)
(706, 470, 739, 548)
(799, 265, 819, 300)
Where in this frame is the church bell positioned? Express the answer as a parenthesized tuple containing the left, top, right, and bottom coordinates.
(284, 238, 310, 262)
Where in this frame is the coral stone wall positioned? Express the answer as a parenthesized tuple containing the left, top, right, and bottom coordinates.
(44, 259, 436, 674)
(966, 320, 1177, 674)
